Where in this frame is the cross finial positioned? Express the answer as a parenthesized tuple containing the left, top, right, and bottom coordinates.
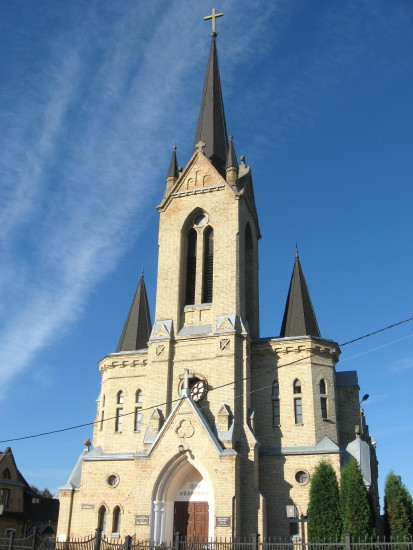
(195, 140, 206, 153)
(204, 8, 224, 36)
(179, 368, 195, 396)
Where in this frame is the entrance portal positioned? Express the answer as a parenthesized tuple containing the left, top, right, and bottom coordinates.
(174, 501, 209, 541)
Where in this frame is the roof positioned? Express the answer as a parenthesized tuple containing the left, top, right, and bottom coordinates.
(116, 273, 152, 352)
(280, 251, 321, 338)
(194, 35, 228, 176)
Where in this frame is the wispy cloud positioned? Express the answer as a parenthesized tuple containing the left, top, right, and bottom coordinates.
(0, 0, 279, 395)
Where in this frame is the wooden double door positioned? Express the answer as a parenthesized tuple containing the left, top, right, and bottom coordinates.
(174, 501, 209, 541)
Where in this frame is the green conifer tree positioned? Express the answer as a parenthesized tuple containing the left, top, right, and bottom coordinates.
(340, 458, 374, 539)
(383, 472, 413, 540)
(308, 461, 342, 542)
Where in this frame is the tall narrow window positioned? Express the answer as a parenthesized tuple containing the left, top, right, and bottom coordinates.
(293, 379, 301, 394)
(294, 398, 303, 424)
(244, 224, 254, 326)
(117, 391, 124, 404)
(186, 228, 197, 305)
(0, 489, 10, 507)
(135, 390, 143, 431)
(272, 380, 280, 426)
(115, 408, 123, 432)
(320, 379, 328, 419)
(100, 410, 105, 431)
(202, 227, 214, 303)
(98, 506, 107, 534)
(112, 506, 121, 535)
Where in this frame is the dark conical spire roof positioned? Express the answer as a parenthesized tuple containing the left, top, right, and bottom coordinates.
(280, 250, 321, 338)
(116, 272, 152, 352)
(226, 134, 238, 169)
(167, 144, 179, 180)
(194, 35, 228, 176)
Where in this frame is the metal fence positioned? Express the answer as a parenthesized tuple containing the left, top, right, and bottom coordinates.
(1, 530, 412, 550)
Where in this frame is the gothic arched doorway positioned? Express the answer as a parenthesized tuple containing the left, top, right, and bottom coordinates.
(151, 454, 214, 544)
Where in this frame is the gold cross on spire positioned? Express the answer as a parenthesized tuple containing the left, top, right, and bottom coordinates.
(204, 8, 224, 36)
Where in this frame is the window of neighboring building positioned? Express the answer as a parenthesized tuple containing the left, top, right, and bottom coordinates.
(293, 379, 301, 394)
(117, 391, 124, 404)
(0, 488, 10, 507)
(272, 380, 280, 426)
(2, 468, 11, 480)
(294, 398, 303, 424)
(98, 506, 107, 534)
(112, 506, 121, 535)
(320, 379, 328, 419)
(115, 408, 123, 432)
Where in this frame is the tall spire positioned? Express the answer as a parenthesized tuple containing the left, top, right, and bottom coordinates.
(116, 272, 152, 352)
(280, 250, 321, 338)
(194, 34, 228, 176)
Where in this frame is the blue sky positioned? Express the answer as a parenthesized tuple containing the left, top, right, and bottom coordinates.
(0, 0, 412, 508)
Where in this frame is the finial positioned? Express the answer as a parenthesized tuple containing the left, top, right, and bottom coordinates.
(84, 437, 91, 451)
(240, 155, 246, 165)
(204, 8, 224, 37)
(195, 140, 206, 153)
(141, 265, 144, 278)
(173, 142, 177, 151)
(295, 245, 299, 259)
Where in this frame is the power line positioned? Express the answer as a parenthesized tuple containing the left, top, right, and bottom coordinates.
(1, 316, 412, 445)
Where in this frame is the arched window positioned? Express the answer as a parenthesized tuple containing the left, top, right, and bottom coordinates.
(112, 506, 121, 535)
(244, 223, 254, 326)
(135, 390, 143, 431)
(272, 381, 280, 426)
(293, 379, 301, 394)
(100, 395, 105, 431)
(186, 228, 197, 305)
(98, 506, 107, 534)
(115, 391, 124, 432)
(2, 469, 11, 480)
(117, 391, 124, 404)
(320, 379, 328, 419)
(202, 227, 214, 303)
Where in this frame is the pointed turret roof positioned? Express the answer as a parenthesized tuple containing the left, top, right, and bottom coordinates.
(167, 144, 179, 180)
(194, 35, 228, 176)
(116, 272, 152, 352)
(280, 250, 321, 338)
(226, 134, 238, 169)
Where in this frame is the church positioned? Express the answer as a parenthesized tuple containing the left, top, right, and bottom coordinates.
(57, 12, 379, 543)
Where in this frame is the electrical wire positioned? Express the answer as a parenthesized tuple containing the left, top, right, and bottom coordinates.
(0, 316, 412, 444)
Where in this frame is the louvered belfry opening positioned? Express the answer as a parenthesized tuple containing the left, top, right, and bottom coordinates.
(186, 228, 197, 305)
(202, 226, 214, 303)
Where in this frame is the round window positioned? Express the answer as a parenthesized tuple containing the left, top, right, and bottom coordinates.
(295, 471, 309, 484)
(107, 474, 119, 487)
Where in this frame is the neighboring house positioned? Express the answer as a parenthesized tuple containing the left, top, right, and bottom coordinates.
(57, 21, 379, 543)
(0, 447, 59, 536)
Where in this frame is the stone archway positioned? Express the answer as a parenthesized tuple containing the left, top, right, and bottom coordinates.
(151, 454, 214, 544)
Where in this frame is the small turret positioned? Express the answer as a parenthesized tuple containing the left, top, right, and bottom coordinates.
(166, 144, 179, 190)
(226, 134, 238, 186)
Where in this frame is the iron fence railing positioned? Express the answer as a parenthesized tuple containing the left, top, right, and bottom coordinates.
(1, 529, 412, 550)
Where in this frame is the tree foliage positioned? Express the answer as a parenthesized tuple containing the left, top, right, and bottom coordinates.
(30, 486, 53, 499)
(308, 461, 342, 542)
(340, 458, 375, 539)
(383, 472, 413, 540)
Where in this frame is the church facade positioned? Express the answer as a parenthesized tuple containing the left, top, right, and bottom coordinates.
(57, 23, 378, 543)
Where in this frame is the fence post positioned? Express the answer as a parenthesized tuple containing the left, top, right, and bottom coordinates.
(124, 535, 132, 550)
(251, 533, 259, 550)
(31, 527, 38, 550)
(94, 528, 102, 550)
(174, 531, 180, 550)
(344, 532, 351, 550)
(7, 530, 14, 550)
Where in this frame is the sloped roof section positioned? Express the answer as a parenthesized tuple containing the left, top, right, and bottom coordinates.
(280, 251, 321, 338)
(116, 273, 152, 352)
(194, 36, 228, 176)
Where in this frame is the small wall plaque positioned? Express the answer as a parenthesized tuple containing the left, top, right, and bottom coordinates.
(216, 516, 231, 527)
(135, 515, 149, 525)
(81, 504, 94, 510)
